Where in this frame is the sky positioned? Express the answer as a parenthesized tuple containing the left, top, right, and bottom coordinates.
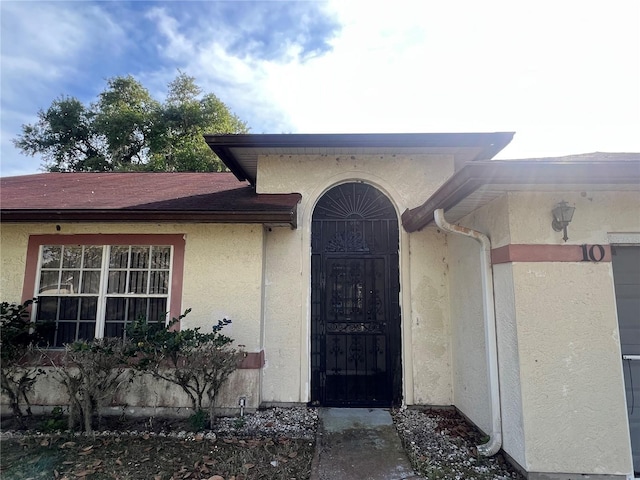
(1, 0, 639, 177)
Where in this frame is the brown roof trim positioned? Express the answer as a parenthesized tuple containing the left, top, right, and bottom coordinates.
(0, 206, 299, 228)
(205, 132, 515, 149)
(401, 159, 640, 232)
(205, 132, 515, 183)
(211, 145, 248, 182)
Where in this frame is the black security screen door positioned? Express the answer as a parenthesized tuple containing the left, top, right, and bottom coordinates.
(311, 183, 401, 407)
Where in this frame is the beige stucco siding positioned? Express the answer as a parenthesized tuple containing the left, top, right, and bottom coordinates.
(20, 367, 261, 413)
(257, 153, 456, 405)
(447, 232, 490, 433)
(0, 225, 31, 301)
(493, 262, 526, 467)
(508, 190, 640, 244)
(459, 194, 512, 248)
(446, 196, 512, 435)
(503, 190, 637, 474)
(179, 224, 264, 351)
(513, 261, 631, 474)
(261, 226, 306, 403)
(256, 154, 454, 207)
(446, 189, 638, 473)
(0, 222, 264, 349)
(408, 227, 452, 405)
(0, 222, 265, 409)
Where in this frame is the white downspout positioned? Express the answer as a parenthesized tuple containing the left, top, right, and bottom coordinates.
(434, 209, 502, 456)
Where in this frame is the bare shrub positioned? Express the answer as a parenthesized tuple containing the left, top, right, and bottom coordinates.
(45, 338, 133, 432)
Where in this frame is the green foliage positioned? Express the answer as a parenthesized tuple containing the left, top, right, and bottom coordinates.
(127, 309, 240, 428)
(39, 406, 66, 433)
(0, 299, 48, 425)
(233, 415, 247, 429)
(94, 76, 159, 169)
(128, 309, 234, 365)
(14, 73, 248, 172)
(189, 409, 209, 432)
(14, 97, 109, 172)
(0, 299, 51, 360)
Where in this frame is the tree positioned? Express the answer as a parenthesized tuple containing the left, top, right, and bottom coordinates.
(146, 73, 248, 172)
(14, 97, 109, 172)
(14, 74, 248, 172)
(94, 76, 158, 169)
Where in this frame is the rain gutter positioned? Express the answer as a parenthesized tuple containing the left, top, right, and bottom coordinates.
(434, 209, 502, 456)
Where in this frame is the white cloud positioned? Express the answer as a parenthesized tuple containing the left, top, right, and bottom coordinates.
(2, 0, 638, 177)
(1, 2, 129, 175)
(144, 6, 295, 133)
(257, 0, 640, 143)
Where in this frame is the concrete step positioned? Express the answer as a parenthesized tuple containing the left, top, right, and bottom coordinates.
(311, 408, 423, 480)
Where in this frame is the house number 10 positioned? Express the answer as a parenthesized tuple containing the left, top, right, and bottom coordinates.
(581, 244, 605, 262)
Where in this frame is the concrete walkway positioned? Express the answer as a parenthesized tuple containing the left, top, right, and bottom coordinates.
(311, 408, 423, 480)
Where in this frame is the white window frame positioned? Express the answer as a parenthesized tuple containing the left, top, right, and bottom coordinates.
(32, 244, 174, 345)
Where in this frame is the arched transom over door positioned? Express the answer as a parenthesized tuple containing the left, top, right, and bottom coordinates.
(311, 183, 402, 407)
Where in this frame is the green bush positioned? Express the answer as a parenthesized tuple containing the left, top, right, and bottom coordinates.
(189, 409, 209, 432)
(39, 406, 66, 432)
(0, 299, 48, 426)
(127, 309, 241, 428)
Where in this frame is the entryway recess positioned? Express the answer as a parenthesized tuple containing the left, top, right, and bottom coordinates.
(310, 183, 402, 407)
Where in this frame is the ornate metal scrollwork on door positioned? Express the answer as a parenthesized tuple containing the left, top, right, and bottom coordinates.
(325, 230, 370, 253)
(311, 182, 401, 407)
(326, 322, 383, 333)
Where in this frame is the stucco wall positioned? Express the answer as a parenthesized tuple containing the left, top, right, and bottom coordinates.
(408, 227, 451, 405)
(459, 195, 527, 465)
(447, 232, 490, 433)
(5, 367, 262, 413)
(507, 190, 640, 245)
(503, 191, 638, 474)
(447, 188, 638, 473)
(513, 261, 631, 474)
(492, 262, 526, 467)
(261, 225, 306, 403)
(446, 196, 512, 436)
(462, 194, 512, 248)
(257, 153, 456, 405)
(0, 222, 265, 409)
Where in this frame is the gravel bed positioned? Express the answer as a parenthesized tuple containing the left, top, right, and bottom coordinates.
(214, 406, 318, 440)
(392, 407, 524, 480)
(3, 406, 526, 479)
(0, 406, 319, 442)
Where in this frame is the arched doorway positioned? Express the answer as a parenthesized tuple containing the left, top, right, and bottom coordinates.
(310, 183, 401, 407)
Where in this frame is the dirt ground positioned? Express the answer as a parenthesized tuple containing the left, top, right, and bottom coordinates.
(1, 407, 525, 480)
(0, 412, 316, 480)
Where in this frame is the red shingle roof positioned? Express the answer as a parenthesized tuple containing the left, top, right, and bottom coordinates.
(1, 173, 301, 226)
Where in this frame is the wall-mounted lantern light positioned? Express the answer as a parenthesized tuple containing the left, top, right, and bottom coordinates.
(551, 201, 575, 242)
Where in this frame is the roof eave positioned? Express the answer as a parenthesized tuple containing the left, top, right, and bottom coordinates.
(0, 207, 299, 228)
(206, 145, 249, 182)
(204, 132, 516, 184)
(401, 160, 640, 232)
(204, 132, 515, 148)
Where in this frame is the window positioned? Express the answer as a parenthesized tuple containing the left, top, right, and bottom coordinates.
(25, 235, 185, 348)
